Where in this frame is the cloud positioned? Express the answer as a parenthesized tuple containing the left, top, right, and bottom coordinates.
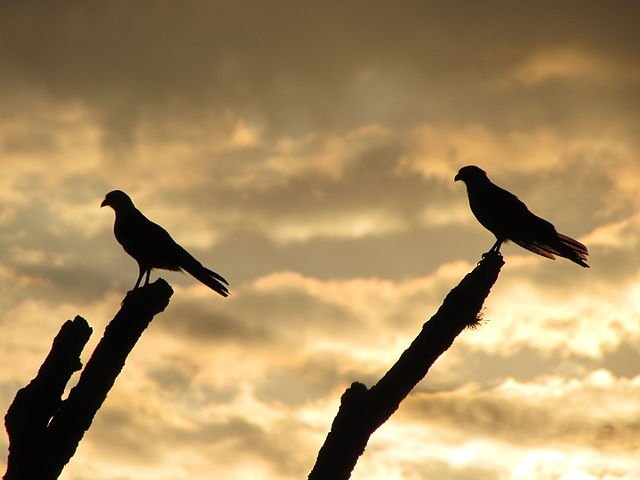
(68, 375, 323, 480)
(508, 47, 640, 87)
(582, 213, 640, 249)
(402, 370, 640, 454)
(160, 260, 640, 366)
(0, 3, 639, 479)
(1, 1, 638, 141)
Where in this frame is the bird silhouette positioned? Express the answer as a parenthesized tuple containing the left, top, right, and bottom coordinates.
(455, 166, 589, 267)
(101, 190, 229, 295)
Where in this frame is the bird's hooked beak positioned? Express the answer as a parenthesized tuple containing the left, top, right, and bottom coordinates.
(454, 172, 461, 182)
(100, 198, 108, 208)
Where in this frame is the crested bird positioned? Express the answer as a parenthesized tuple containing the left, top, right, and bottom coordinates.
(454, 165, 589, 267)
(101, 190, 230, 295)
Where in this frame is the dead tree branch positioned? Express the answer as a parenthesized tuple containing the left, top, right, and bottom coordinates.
(4, 279, 173, 480)
(309, 252, 504, 480)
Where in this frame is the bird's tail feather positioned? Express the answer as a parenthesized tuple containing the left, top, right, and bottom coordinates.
(512, 239, 557, 260)
(203, 267, 229, 286)
(558, 234, 588, 256)
(184, 263, 230, 296)
(558, 233, 589, 268)
(178, 248, 229, 296)
(513, 234, 589, 268)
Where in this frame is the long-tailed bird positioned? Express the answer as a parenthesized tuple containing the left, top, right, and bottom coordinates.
(454, 165, 589, 267)
(101, 190, 230, 295)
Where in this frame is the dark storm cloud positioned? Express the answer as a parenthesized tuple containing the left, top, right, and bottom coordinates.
(405, 461, 501, 480)
(601, 342, 640, 378)
(427, 342, 640, 394)
(216, 138, 446, 236)
(1, 0, 638, 138)
(157, 127, 632, 284)
(0, 3, 638, 479)
(521, 241, 640, 290)
(483, 165, 613, 234)
(0, 198, 111, 302)
(2, 128, 58, 157)
(146, 355, 205, 395)
(403, 387, 640, 451)
(90, 402, 313, 478)
(162, 286, 358, 346)
(186, 416, 317, 478)
(425, 345, 583, 390)
(254, 354, 385, 406)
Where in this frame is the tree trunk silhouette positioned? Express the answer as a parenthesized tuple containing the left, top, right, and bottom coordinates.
(4, 279, 173, 480)
(308, 252, 504, 480)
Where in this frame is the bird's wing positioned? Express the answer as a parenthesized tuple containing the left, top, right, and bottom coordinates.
(472, 184, 533, 238)
(464, 175, 589, 267)
(557, 233, 589, 258)
(121, 214, 229, 294)
(489, 186, 531, 223)
(144, 221, 187, 271)
(116, 212, 183, 271)
(496, 191, 590, 267)
(511, 238, 559, 259)
(513, 231, 589, 267)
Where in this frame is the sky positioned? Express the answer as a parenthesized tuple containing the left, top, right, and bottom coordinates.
(1, 1, 639, 479)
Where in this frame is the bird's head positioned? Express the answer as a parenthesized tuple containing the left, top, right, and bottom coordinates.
(454, 165, 488, 184)
(101, 190, 135, 210)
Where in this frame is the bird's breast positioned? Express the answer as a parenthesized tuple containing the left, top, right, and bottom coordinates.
(467, 190, 508, 239)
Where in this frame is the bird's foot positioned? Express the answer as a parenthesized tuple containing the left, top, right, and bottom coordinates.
(479, 250, 504, 265)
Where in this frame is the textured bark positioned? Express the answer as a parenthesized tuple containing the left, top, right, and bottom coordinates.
(4, 279, 173, 480)
(309, 252, 504, 480)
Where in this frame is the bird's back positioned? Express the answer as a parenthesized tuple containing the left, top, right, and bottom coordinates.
(471, 184, 558, 242)
(114, 209, 183, 271)
(467, 183, 522, 239)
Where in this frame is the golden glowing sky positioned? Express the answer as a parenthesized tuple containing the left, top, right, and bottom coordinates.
(1, 1, 639, 479)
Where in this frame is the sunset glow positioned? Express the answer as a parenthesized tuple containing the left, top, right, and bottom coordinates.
(1, 2, 639, 479)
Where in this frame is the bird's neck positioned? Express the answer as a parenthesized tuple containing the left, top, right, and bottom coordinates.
(113, 206, 141, 222)
(465, 178, 491, 195)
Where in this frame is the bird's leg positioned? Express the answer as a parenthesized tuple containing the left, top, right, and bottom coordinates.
(483, 239, 503, 259)
(134, 264, 145, 289)
(144, 268, 151, 286)
(490, 239, 503, 252)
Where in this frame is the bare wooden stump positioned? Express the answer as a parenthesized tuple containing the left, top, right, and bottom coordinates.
(4, 279, 173, 480)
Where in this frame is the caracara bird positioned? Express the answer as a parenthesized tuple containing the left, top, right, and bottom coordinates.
(454, 165, 589, 267)
(101, 190, 229, 295)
